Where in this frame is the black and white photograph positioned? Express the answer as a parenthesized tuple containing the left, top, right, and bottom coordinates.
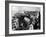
(11, 7, 40, 30)
(5, 1, 45, 36)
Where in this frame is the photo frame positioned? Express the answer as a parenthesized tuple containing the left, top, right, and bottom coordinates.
(5, 0, 45, 36)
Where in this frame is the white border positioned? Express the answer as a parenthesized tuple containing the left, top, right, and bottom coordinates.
(9, 3, 43, 34)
